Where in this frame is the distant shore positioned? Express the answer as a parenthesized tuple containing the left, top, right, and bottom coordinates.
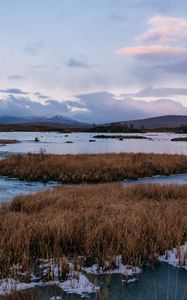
(0, 123, 186, 134)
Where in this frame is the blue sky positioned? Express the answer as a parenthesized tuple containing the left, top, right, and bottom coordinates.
(0, 0, 187, 122)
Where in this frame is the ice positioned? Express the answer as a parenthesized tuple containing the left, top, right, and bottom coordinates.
(159, 242, 187, 270)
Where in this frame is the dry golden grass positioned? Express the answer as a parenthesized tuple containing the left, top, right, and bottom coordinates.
(0, 152, 186, 183)
(0, 183, 186, 277)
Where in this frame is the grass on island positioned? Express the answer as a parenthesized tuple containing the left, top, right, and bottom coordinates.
(171, 137, 187, 142)
(0, 152, 186, 183)
(93, 135, 150, 140)
(0, 140, 20, 145)
(0, 183, 186, 278)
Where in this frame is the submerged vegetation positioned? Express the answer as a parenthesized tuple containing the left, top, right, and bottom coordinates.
(0, 183, 186, 278)
(0, 152, 186, 183)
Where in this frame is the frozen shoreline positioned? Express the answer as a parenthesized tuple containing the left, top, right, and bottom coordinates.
(159, 242, 187, 270)
(0, 244, 186, 297)
(0, 275, 99, 297)
(0, 256, 141, 296)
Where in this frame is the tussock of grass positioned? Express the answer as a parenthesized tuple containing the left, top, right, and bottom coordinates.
(0, 152, 186, 183)
(0, 140, 20, 145)
(0, 183, 186, 277)
(93, 135, 149, 139)
(171, 137, 187, 142)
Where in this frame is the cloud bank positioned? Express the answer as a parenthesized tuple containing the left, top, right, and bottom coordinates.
(0, 89, 186, 123)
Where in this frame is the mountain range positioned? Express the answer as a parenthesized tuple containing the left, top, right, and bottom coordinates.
(0, 114, 187, 130)
(0, 115, 85, 127)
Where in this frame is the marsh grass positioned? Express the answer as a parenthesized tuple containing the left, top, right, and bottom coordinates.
(0, 140, 20, 145)
(171, 137, 187, 142)
(0, 183, 186, 278)
(0, 152, 186, 183)
(93, 135, 149, 140)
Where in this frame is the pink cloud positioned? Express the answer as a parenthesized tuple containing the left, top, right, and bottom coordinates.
(116, 15, 187, 61)
(137, 15, 187, 44)
(116, 45, 187, 59)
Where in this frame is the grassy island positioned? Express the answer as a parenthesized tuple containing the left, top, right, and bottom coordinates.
(0, 152, 186, 183)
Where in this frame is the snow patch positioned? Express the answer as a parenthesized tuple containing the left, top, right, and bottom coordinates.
(0, 274, 99, 297)
(0, 278, 41, 296)
(49, 273, 99, 297)
(159, 242, 187, 270)
(83, 255, 142, 276)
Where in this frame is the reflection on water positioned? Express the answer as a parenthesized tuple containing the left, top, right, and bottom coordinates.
(0, 131, 187, 155)
(16, 263, 187, 300)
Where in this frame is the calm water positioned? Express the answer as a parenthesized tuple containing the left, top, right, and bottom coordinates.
(15, 263, 187, 300)
(124, 173, 187, 186)
(0, 176, 57, 202)
(0, 131, 187, 155)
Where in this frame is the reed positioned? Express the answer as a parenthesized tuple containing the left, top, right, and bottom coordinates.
(0, 183, 186, 278)
(0, 140, 20, 145)
(0, 152, 186, 183)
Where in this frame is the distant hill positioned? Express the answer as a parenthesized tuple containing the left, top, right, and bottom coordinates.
(0, 115, 86, 127)
(85, 115, 187, 133)
(109, 115, 187, 129)
(0, 114, 187, 132)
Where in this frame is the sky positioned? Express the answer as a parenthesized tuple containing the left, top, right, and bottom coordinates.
(0, 0, 187, 123)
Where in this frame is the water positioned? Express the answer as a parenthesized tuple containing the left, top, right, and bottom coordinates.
(124, 173, 187, 186)
(0, 131, 187, 155)
(0, 176, 57, 202)
(14, 263, 187, 300)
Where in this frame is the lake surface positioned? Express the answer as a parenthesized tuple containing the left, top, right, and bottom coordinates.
(14, 263, 187, 300)
(0, 131, 187, 155)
